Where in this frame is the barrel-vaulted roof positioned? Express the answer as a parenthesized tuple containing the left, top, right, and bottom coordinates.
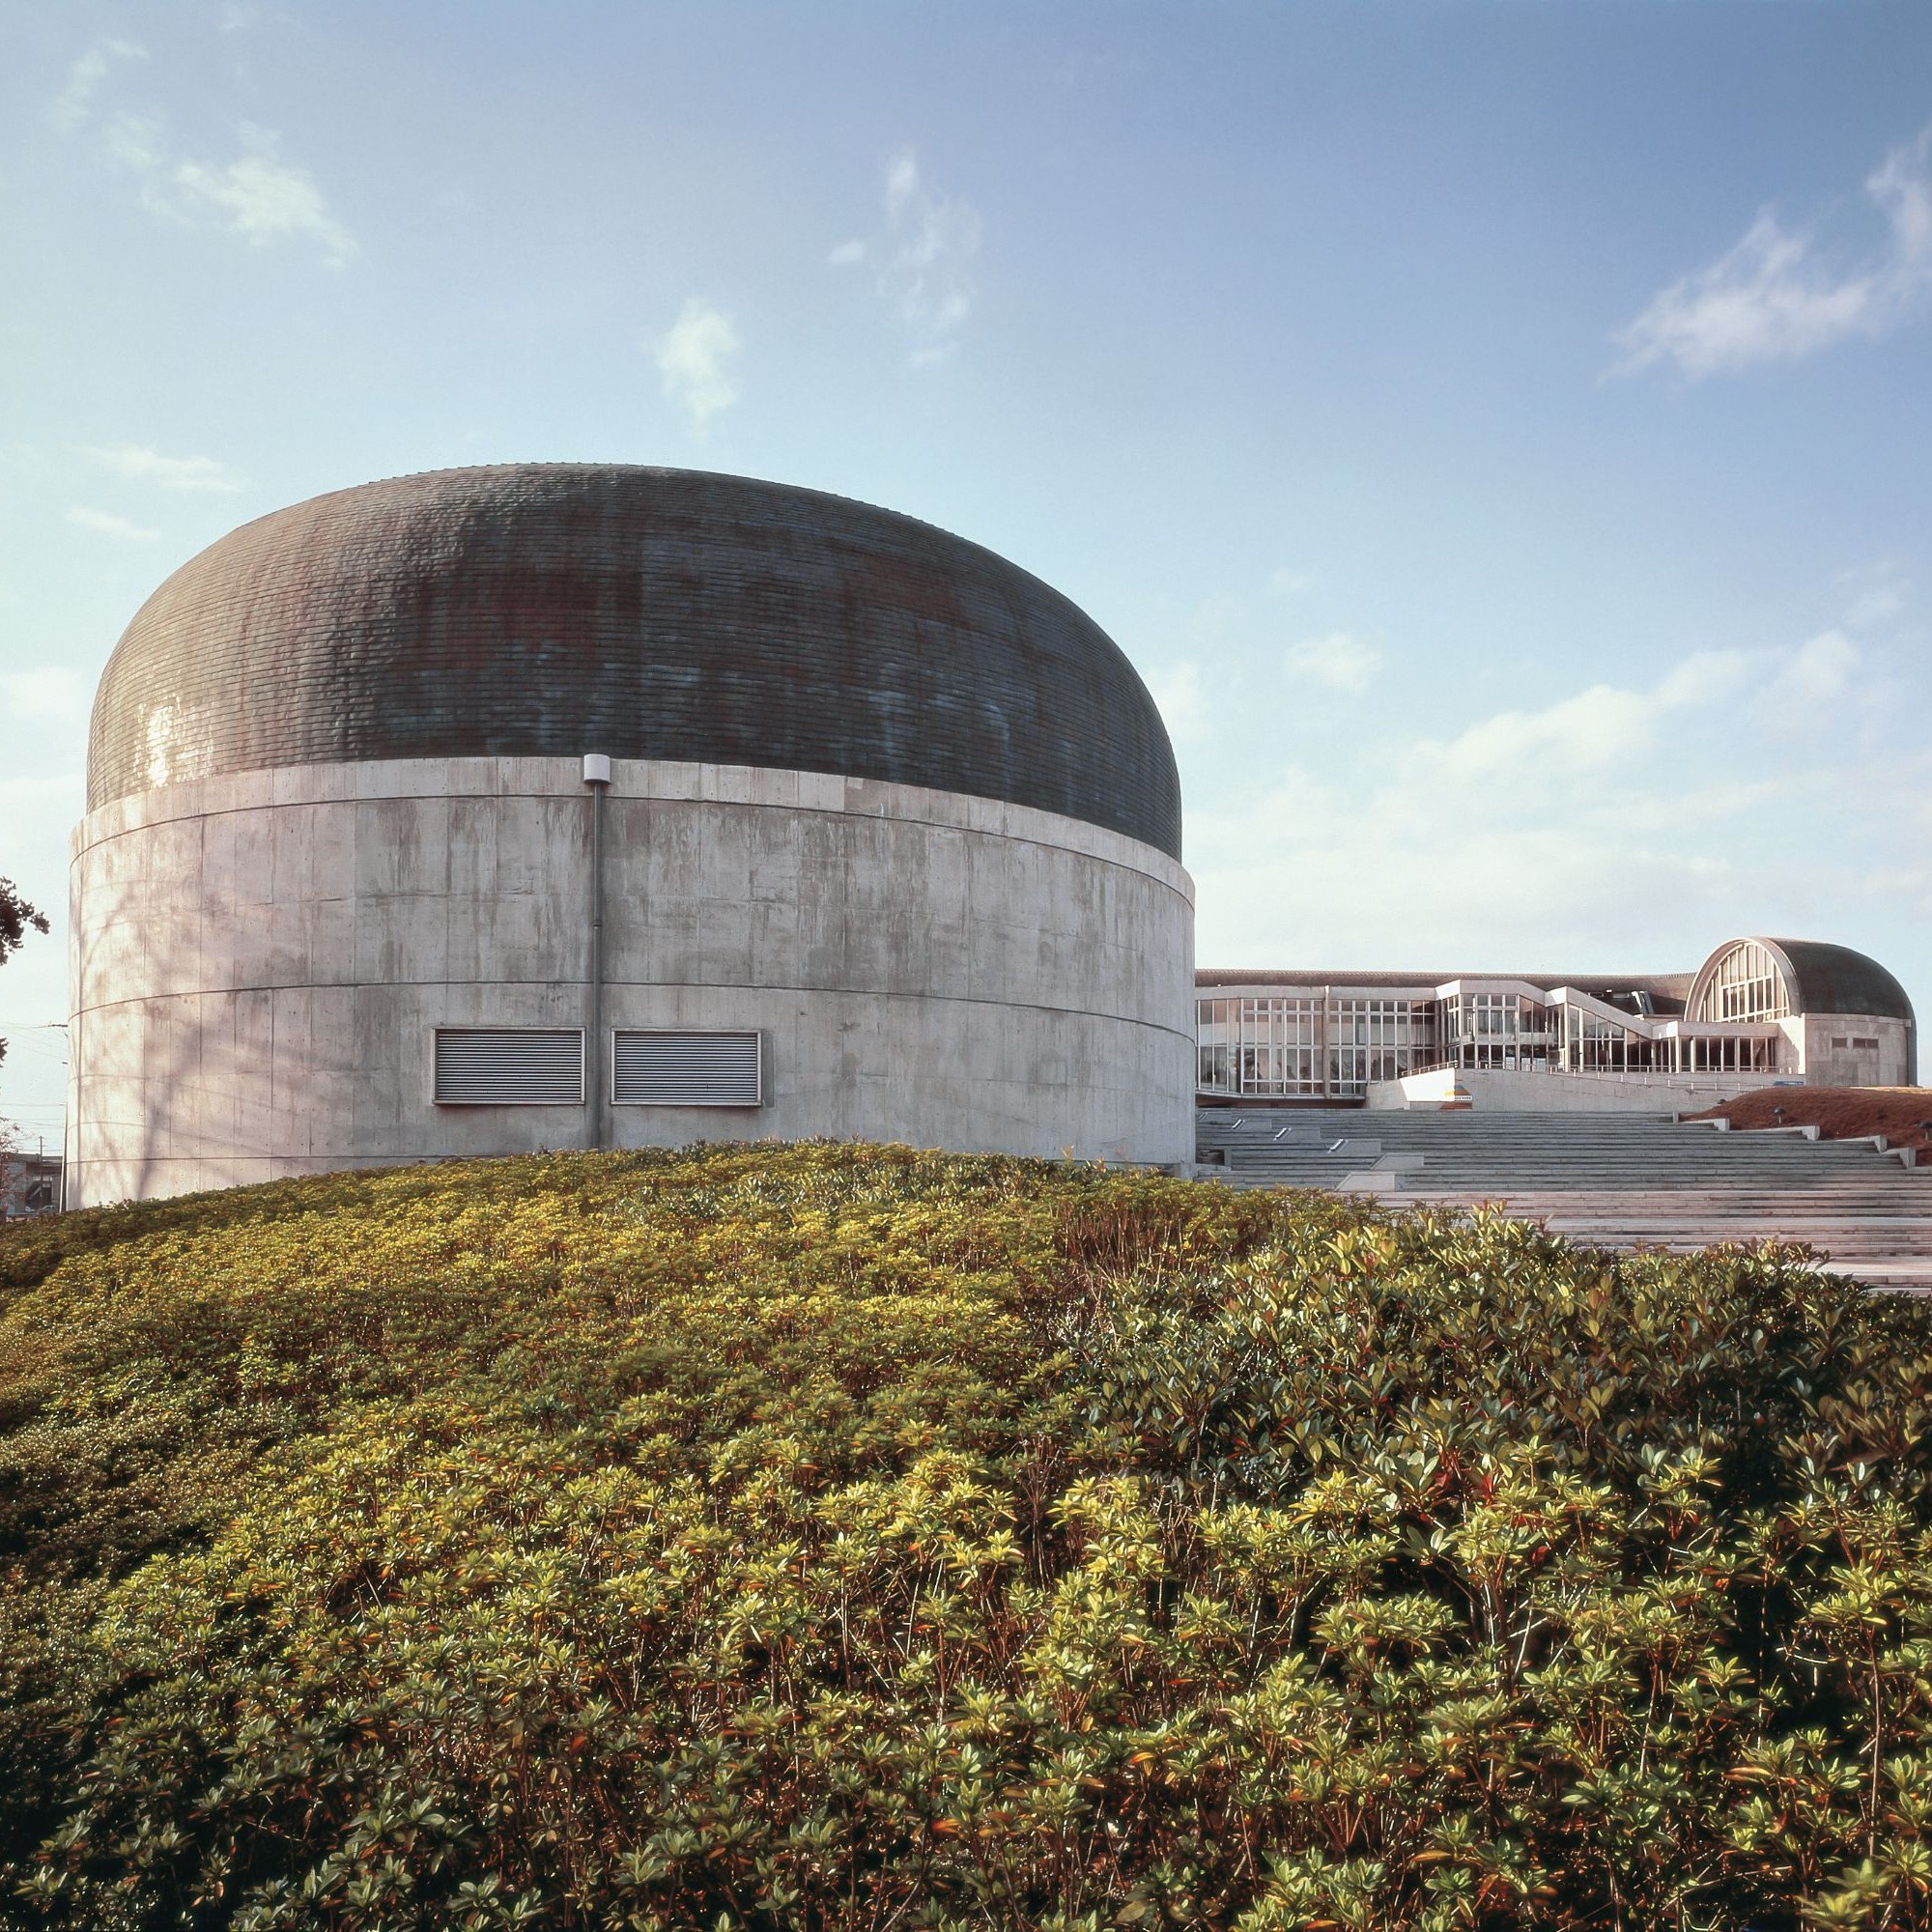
(87, 465, 1182, 857)
(1747, 939, 1915, 1024)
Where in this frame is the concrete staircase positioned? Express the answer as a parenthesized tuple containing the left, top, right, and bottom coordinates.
(1195, 1109, 1932, 1292)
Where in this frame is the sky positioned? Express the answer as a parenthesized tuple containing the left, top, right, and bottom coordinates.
(2, 0, 1930, 1144)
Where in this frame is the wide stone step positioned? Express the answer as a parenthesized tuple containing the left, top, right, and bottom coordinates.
(1196, 1108, 1930, 1291)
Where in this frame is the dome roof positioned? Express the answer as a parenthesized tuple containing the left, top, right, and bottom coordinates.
(1760, 938, 1916, 1024)
(87, 465, 1182, 857)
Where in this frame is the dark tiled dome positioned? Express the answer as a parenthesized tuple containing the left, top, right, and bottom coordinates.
(88, 465, 1182, 857)
(1763, 939, 1916, 1024)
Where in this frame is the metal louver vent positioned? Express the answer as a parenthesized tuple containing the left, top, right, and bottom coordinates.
(434, 1029, 584, 1106)
(612, 1030, 762, 1107)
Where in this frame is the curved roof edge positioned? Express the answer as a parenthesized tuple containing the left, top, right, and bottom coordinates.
(1689, 937, 1917, 1025)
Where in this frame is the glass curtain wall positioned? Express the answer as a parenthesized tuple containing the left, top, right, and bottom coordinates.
(1562, 1006, 1662, 1073)
(1331, 998, 1428, 1090)
(1197, 997, 1322, 1096)
(1440, 992, 1562, 1071)
(1198, 996, 1436, 1099)
(1673, 1034, 1779, 1073)
(1199, 984, 1790, 1097)
(1694, 942, 1791, 1022)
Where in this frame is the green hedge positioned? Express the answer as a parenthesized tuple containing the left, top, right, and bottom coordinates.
(5, 1143, 1932, 1930)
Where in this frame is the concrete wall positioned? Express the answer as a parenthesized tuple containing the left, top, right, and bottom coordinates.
(1368, 1066, 1799, 1114)
(1797, 1013, 1915, 1090)
(67, 757, 1196, 1204)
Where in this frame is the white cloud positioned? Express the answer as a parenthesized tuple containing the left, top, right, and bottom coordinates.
(108, 117, 355, 264)
(170, 126, 356, 261)
(102, 110, 167, 176)
(1147, 661, 1208, 746)
(1, 670, 87, 722)
(82, 443, 240, 493)
(1283, 631, 1381, 694)
(67, 505, 158, 542)
(1614, 124, 1932, 380)
(1845, 583, 1907, 628)
(1435, 682, 1654, 779)
(48, 37, 145, 134)
(1839, 563, 1910, 630)
(1190, 759, 1687, 970)
(1764, 628, 1859, 709)
(1420, 648, 1755, 785)
(654, 298, 741, 430)
(885, 150, 920, 213)
(1606, 775, 1789, 837)
(1176, 592, 1247, 653)
(1268, 567, 1315, 597)
(1656, 648, 1752, 707)
(1184, 634, 1920, 970)
(834, 148, 982, 363)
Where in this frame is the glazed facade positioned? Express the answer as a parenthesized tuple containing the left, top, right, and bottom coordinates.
(1198, 937, 1916, 1102)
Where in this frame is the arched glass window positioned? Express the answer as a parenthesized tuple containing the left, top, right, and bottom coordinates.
(1692, 941, 1791, 1022)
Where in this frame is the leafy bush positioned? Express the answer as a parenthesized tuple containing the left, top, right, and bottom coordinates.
(4, 1142, 1932, 1930)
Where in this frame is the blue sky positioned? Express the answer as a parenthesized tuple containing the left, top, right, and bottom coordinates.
(3, 1, 1929, 1140)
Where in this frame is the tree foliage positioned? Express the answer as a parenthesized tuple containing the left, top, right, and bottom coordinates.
(4, 1142, 1932, 1930)
(0, 875, 48, 1085)
(0, 877, 46, 971)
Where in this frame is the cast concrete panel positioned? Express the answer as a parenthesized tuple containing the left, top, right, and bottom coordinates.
(67, 756, 1195, 1203)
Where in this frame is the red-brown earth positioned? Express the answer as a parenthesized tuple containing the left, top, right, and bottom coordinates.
(1688, 1085, 1932, 1156)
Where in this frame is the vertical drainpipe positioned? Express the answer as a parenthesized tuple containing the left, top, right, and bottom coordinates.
(582, 753, 611, 1151)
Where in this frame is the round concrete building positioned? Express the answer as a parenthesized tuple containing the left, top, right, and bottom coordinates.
(66, 465, 1194, 1205)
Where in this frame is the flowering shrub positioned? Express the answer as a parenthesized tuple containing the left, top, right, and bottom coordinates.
(4, 1141, 1932, 1929)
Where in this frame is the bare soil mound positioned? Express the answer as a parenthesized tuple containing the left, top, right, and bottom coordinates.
(1689, 1085, 1932, 1154)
